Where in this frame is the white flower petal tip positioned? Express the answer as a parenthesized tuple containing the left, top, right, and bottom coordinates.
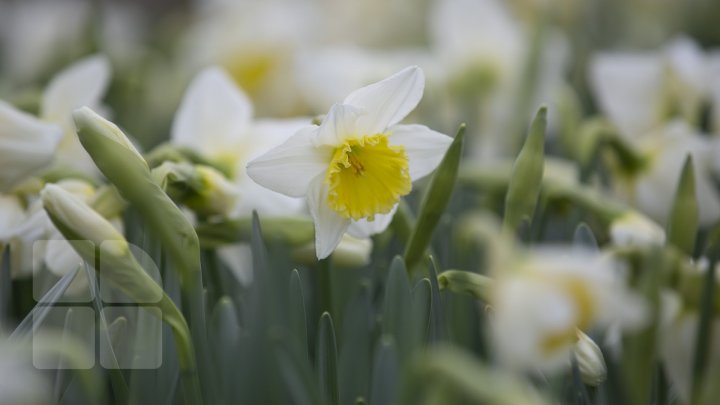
(0, 101, 63, 190)
(344, 65, 425, 133)
(171, 65, 253, 150)
(41, 54, 112, 122)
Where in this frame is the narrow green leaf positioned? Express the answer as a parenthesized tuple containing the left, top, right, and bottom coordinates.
(369, 337, 399, 405)
(503, 106, 547, 233)
(250, 211, 268, 276)
(691, 248, 718, 400)
(427, 257, 446, 343)
(317, 312, 339, 405)
(276, 345, 323, 405)
(404, 124, 465, 271)
(621, 249, 663, 405)
(289, 269, 309, 360)
(382, 256, 412, 362)
(410, 279, 432, 349)
(573, 223, 599, 250)
(338, 285, 373, 404)
(85, 264, 128, 403)
(667, 155, 698, 256)
(0, 247, 12, 324)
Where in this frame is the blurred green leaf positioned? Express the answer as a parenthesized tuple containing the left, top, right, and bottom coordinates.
(289, 269, 309, 360)
(666, 155, 698, 256)
(404, 124, 465, 272)
(503, 106, 546, 233)
(621, 249, 663, 405)
(369, 337, 399, 405)
(382, 256, 413, 362)
(317, 312, 339, 405)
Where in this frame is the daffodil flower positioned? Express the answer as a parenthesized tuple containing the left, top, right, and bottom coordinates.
(490, 248, 647, 373)
(247, 66, 452, 259)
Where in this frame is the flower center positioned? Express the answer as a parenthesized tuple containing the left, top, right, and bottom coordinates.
(326, 134, 411, 221)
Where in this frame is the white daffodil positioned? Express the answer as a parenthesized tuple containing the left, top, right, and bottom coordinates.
(179, 0, 316, 116)
(589, 36, 714, 139)
(0, 0, 91, 84)
(612, 121, 720, 227)
(171, 66, 308, 284)
(171, 66, 306, 217)
(247, 66, 453, 259)
(490, 248, 646, 373)
(0, 55, 111, 188)
(40, 55, 112, 175)
(2, 180, 122, 289)
(429, 0, 568, 159)
(0, 101, 62, 191)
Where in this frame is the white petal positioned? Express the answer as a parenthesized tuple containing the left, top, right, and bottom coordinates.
(589, 52, 663, 138)
(0, 101, 62, 190)
(343, 66, 424, 134)
(315, 103, 364, 146)
(389, 124, 452, 180)
(348, 204, 398, 238)
(218, 243, 254, 286)
(246, 126, 331, 197)
(307, 176, 350, 259)
(44, 237, 83, 277)
(171, 67, 253, 154)
(41, 55, 111, 124)
(233, 174, 305, 217)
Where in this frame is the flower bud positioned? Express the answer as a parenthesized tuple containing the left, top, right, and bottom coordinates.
(72, 107, 145, 167)
(573, 331, 607, 386)
(152, 161, 239, 217)
(41, 183, 126, 256)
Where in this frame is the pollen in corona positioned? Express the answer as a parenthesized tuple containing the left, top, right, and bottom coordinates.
(325, 133, 411, 221)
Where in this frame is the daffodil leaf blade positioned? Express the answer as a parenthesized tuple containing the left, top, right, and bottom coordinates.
(666, 155, 698, 256)
(503, 106, 546, 233)
(369, 337, 399, 405)
(316, 312, 339, 405)
(404, 124, 465, 271)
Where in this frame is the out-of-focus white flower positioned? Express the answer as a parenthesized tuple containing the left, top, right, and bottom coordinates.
(0, 101, 62, 191)
(0, 343, 52, 405)
(172, 67, 308, 285)
(429, 0, 568, 159)
(612, 121, 720, 226)
(248, 66, 452, 259)
(590, 36, 712, 139)
(659, 290, 720, 403)
(609, 211, 666, 247)
(490, 248, 646, 373)
(40, 55, 112, 175)
(2, 180, 122, 288)
(171, 66, 305, 217)
(0, 0, 91, 84)
(179, 0, 316, 116)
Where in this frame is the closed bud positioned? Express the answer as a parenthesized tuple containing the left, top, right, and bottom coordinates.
(573, 331, 607, 386)
(41, 183, 126, 257)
